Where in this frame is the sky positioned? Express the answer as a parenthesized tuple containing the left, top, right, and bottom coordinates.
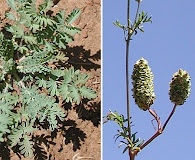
(103, 0, 195, 160)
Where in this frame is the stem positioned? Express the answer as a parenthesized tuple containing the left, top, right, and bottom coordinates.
(130, 151, 135, 160)
(148, 108, 161, 130)
(162, 104, 177, 131)
(133, 1, 141, 26)
(126, 0, 131, 142)
(126, 1, 141, 160)
(132, 104, 177, 156)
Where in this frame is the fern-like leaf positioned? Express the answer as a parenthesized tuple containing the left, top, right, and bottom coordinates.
(58, 84, 69, 100)
(38, 0, 53, 14)
(8, 121, 36, 147)
(47, 78, 59, 96)
(79, 86, 97, 99)
(6, 0, 17, 11)
(6, 25, 24, 38)
(17, 51, 52, 74)
(18, 135, 34, 158)
(35, 76, 47, 88)
(68, 85, 80, 104)
(65, 8, 81, 25)
(8, 126, 24, 147)
(47, 105, 66, 131)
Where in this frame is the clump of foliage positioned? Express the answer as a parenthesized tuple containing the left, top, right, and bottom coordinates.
(104, 0, 191, 160)
(0, 0, 97, 158)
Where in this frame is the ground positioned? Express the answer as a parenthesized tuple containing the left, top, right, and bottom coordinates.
(0, 0, 101, 160)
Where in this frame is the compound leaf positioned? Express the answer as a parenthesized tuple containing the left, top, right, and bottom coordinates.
(65, 8, 81, 25)
(68, 85, 80, 104)
(47, 78, 59, 96)
(79, 86, 97, 99)
(18, 135, 34, 158)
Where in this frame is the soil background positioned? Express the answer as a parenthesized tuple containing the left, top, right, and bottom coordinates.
(0, 0, 101, 160)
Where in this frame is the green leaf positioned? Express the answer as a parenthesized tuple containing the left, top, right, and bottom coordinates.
(8, 121, 36, 147)
(74, 73, 90, 85)
(8, 126, 23, 147)
(63, 67, 74, 84)
(79, 86, 97, 99)
(122, 146, 129, 154)
(38, 0, 53, 14)
(64, 26, 81, 35)
(47, 105, 66, 131)
(113, 20, 126, 30)
(18, 135, 34, 158)
(7, 25, 24, 37)
(47, 78, 59, 96)
(29, 24, 40, 33)
(54, 11, 65, 24)
(6, 0, 16, 10)
(68, 85, 80, 104)
(65, 8, 81, 25)
(59, 83, 69, 100)
(35, 76, 47, 88)
(23, 35, 37, 44)
(51, 69, 65, 78)
(6, 12, 16, 20)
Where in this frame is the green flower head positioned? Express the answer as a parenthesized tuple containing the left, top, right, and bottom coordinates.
(169, 69, 191, 106)
(131, 58, 156, 111)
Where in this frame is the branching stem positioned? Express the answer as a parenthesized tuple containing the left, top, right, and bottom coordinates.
(133, 1, 141, 29)
(124, 0, 178, 160)
(130, 104, 177, 158)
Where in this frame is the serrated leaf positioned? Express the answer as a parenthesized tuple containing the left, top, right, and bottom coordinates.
(79, 86, 97, 99)
(35, 76, 47, 88)
(54, 11, 64, 24)
(17, 46, 29, 54)
(43, 42, 55, 53)
(59, 83, 69, 100)
(47, 105, 66, 131)
(56, 52, 69, 61)
(74, 73, 90, 85)
(6, 12, 16, 20)
(7, 25, 24, 37)
(8, 127, 23, 147)
(64, 26, 81, 35)
(8, 121, 36, 147)
(6, 0, 16, 10)
(0, 113, 13, 127)
(63, 68, 74, 84)
(29, 24, 40, 33)
(51, 69, 64, 78)
(18, 135, 34, 158)
(47, 78, 59, 96)
(23, 35, 37, 44)
(68, 85, 80, 104)
(38, 0, 53, 14)
(65, 8, 81, 25)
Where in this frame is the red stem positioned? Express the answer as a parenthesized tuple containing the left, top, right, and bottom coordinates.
(130, 104, 177, 158)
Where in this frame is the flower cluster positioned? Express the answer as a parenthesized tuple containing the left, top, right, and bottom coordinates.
(131, 58, 155, 111)
(169, 69, 191, 105)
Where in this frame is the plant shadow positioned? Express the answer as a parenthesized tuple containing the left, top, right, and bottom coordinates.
(74, 99, 101, 127)
(33, 134, 56, 160)
(58, 119, 87, 152)
(61, 46, 101, 71)
(0, 142, 10, 160)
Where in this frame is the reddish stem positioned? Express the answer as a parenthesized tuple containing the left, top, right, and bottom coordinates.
(129, 104, 177, 159)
